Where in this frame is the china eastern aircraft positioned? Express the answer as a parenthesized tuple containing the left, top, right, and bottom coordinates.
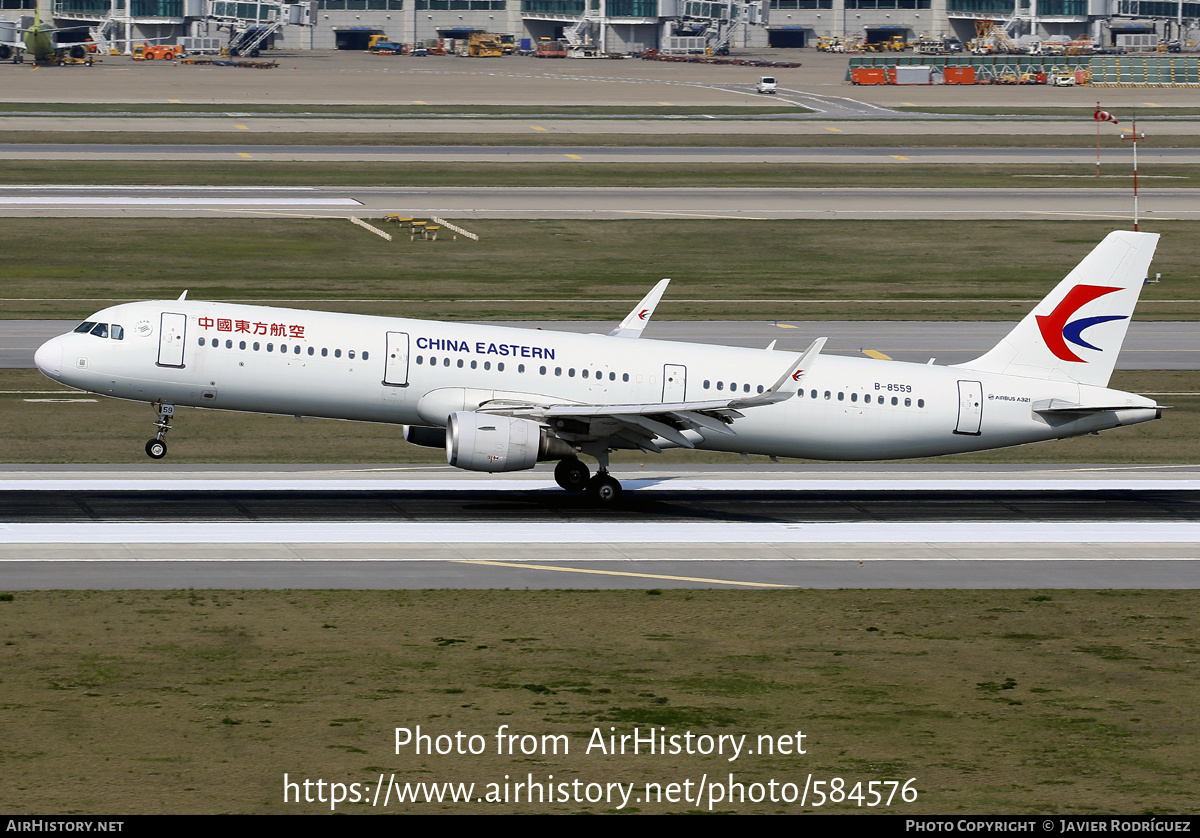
(34, 231, 1162, 502)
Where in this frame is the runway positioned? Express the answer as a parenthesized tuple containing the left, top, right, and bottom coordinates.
(1, 184, 1198, 219)
(5, 320, 1197, 370)
(2, 466, 1198, 590)
(8, 143, 1200, 164)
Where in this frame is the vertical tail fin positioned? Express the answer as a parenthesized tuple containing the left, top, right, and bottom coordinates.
(956, 230, 1158, 387)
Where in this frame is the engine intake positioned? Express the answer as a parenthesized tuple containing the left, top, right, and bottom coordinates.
(446, 412, 573, 472)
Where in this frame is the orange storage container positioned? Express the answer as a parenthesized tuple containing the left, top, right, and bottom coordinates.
(943, 66, 976, 84)
(851, 68, 889, 85)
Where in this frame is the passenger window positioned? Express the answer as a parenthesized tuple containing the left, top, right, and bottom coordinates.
(810, 389, 817, 399)
(757, 385, 763, 394)
(472, 360, 478, 369)
(322, 348, 328, 357)
(90, 323, 108, 338)
(824, 391, 831, 400)
(540, 366, 546, 375)
(457, 359, 464, 368)
(518, 364, 525, 373)
(704, 380, 710, 389)
(568, 368, 575, 377)
(555, 367, 562, 376)
(838, 392, 844, 401)
(226, 340, 233, 349)
(362, 351, 369, 361)
(498, 363, 504, 372)
(905, 398, 911, 407)
(74, 321, 97, 334)
(918, 399, 925, 408)
(416, 355, 423, 364)
(891, 397, 898, 405)
(865, 394, 872, 404)
(851, 393, 858, 402)
(199, 337, 206, 346)
(443, 358, 449, 367)
(622, 373, 629, 382)
(348, 350, 355, 359)
(483, 361, 490, 370)
(240, 341, 247, 350)
(308, 347, 314, 356)
(335, 349, 341, 358)
(717, 381, 724, 391)
(609, 372, 615, 381)
(111, 325, 124, 340)
(254, 342, 260, 351)
(582, 370, 589, 379)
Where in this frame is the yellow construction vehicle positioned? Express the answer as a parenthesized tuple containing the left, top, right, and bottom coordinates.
(467, 33, 504, 57)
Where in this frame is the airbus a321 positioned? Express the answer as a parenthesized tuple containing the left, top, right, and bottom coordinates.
(34, 231, 1163, 502)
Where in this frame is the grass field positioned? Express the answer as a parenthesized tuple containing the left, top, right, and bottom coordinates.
(1, 589, 1196, 814)
(2, 369, 1195, 465)
(1, 160, 1196, 189)
(4, 131, 1199, 147)
(1, 219, 1197, 322)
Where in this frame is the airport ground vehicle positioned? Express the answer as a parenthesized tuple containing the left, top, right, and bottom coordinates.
(755, 76, 777, 93)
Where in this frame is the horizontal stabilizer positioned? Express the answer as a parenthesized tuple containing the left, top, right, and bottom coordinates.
(1033, 399, 1161, 415)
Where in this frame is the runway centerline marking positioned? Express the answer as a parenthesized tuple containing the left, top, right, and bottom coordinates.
(617, 211, 769, 220)
(455, 560, 792, 588)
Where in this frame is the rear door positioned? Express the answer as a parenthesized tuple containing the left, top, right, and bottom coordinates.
(954, 379, 983, 435)
(662, 364, 686, 402)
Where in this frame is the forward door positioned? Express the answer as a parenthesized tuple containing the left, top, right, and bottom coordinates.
(384, 331, 410, 386)
(157, 312, 187, 368)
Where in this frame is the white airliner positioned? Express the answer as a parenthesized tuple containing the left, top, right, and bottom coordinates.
(34, 231, 1162, 502)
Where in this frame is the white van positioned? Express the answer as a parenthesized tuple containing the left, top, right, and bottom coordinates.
(756, 76, 777, 94)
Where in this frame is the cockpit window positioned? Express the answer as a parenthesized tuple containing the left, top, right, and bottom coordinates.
(74, 321, 97, 334)
(90, 323, 109, 339)
(111, 324, 124, 340)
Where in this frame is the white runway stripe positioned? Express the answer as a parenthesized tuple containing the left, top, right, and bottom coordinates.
(2, 521, 1199, 546)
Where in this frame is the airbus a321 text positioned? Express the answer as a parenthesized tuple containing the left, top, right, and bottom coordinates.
(35, 231, 1163, 503)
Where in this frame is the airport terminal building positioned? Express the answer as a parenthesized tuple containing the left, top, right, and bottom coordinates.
(5, 0, 1196, 54)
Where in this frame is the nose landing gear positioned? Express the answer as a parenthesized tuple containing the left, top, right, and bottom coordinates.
(145, 403, 175, 459)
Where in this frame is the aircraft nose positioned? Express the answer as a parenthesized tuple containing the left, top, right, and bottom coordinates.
(34, 337, 63, 379)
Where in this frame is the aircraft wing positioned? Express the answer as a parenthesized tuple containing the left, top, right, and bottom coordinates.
(607, 278, 670, 338)
(480, 338, 825, 451)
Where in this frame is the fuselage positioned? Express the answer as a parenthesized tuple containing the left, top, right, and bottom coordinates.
(35, 299, 1158, 462)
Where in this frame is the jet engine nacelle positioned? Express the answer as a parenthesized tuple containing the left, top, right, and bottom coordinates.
(446, 411, 574, 472)
(403, 424, 446, 449)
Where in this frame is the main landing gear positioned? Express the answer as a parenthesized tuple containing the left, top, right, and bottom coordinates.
(553, 455, 623, 503)
(145, 403, 175, 459)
